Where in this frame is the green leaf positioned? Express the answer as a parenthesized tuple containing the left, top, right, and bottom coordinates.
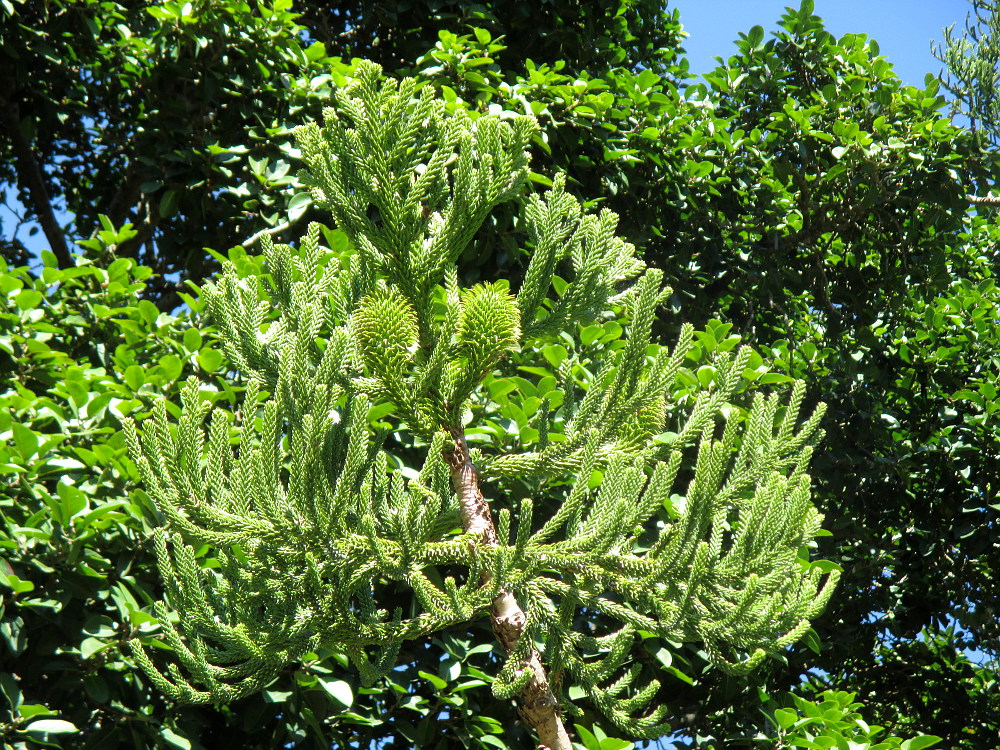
(83, 615, 118, 638)
(80, 636, 111, 659)
(0, 672, 22, 711)
(774, 707, 798, 730)
(440, 659, 461, 682)
(580, 325, 603, 346)
(138, 299, 161, 328)
(159, 189, 180, 219)
(418, 670, 448, 690)
(664, 665, 694, 685)
(4, 575, 35, 594)
(25, 719, 79, 734)
(319, 678, 353, 708)
(901, 738, 941, 750)
(574, 724, 601, 750)
(11, 422, 40, 461)
(183, 328, 203, 352)
(160, 727, 193, 749)
(541, 344, 567, 368)
(486, 377, 518, 400)
(124, 364, 145, 391)
(18, 704, 56, 719)
(287, 192, 312, 222)
(14, 289, 43, 310)
(56, 481, 88, 519)
(155, 354, 184, 382)
(801, 627, 822, 654)
(83, 675, 109, 704)
(197, 347, 224, 373)
(479, 736, 508, 749)
(367, 401, 396, 424)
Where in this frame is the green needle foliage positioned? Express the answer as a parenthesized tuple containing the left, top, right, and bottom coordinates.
(935, 0, 1000, 148)
(123, 61, 839, 738)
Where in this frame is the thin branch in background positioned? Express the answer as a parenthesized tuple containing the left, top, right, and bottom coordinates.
(242, 219, 295, 248)
(968, 193, 1000, 204)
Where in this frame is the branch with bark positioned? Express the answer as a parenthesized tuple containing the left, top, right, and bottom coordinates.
(444, 426, 571, 750)
(968, 193, 1000, 205)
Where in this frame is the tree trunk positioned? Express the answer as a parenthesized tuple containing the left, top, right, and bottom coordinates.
(443, 426, 572, 750)
(0, 67, 74, 269)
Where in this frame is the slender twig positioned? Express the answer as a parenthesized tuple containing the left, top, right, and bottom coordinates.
(242, 220, 295, 248)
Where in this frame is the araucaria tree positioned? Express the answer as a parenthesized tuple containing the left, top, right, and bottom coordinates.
(935, 0, 1000, 148)
(123, 62, 838, 748)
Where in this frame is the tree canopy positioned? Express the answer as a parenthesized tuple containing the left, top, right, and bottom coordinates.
(1, 0, 998, 748)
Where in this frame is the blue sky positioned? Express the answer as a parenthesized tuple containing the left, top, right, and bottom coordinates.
(671, 0, 973, 87)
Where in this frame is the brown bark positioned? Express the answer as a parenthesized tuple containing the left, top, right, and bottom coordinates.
(0, 68, 74, 269)
(443, 426, 571, 750)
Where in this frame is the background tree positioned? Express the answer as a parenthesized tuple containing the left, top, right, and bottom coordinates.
(0, 0, 684, 308)
(0, 0, 327, 304)
(0, 234, 231, 748)
(297, 0, 683, 77)
(668, 8, 1000, 744)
